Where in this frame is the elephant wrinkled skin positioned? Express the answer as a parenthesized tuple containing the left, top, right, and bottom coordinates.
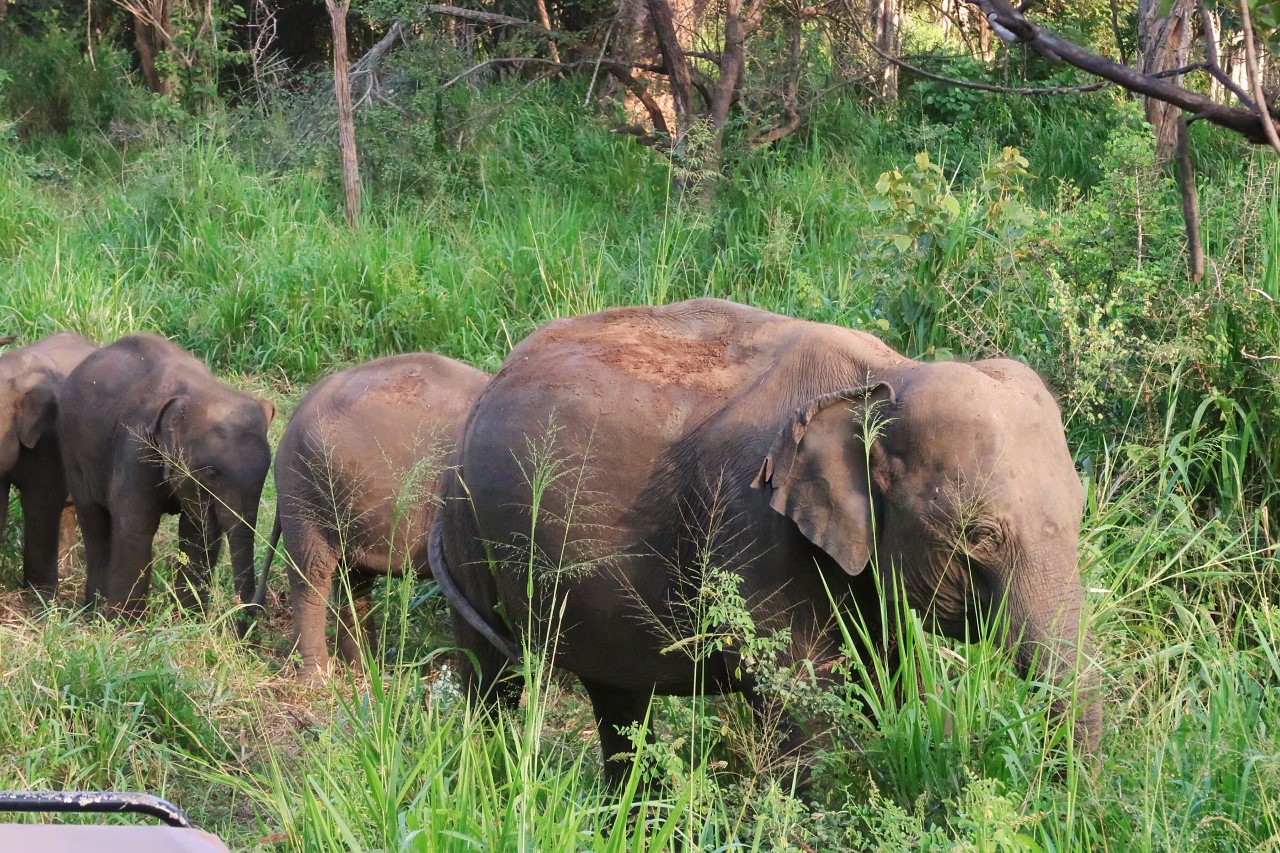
(59, 334, 275, 623)
(0, 333, 97, 595)
(432, 298, 1101, 785)
(267, 352, 488, 679)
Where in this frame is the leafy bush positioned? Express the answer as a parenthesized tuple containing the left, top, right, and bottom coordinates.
(0, 21, 146, 139)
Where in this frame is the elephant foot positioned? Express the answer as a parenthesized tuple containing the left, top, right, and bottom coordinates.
(92, 598, 147, 622)
(294, 659, 336, 685)
(24, 583, 58, 605)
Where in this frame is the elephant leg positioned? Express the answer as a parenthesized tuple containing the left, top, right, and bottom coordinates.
(103, 510, 161, 619)
(177, 502, 222, 611)
(77, 502, 112, 609)
(336, 574, 377, 673)
(18, 479, 68, 597)
(56, 504, 80, 581)
(287, 523, 339, 680)
(579, 677, 652, 789)
(0, 480, 10, 541)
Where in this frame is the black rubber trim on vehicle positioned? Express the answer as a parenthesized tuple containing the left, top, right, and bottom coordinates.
(0, 791, 193, 828)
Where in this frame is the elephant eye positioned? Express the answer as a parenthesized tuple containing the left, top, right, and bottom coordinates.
(964, 523, 1000, 550)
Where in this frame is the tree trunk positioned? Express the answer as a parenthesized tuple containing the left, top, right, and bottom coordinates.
(870, 0, 902, 100)
(532, 0, 560, 62)
(1139, 0, 1195, 161)
(646, 0, 697, 135)
(326, 0, 362, 227)
(133, 14, 170, 95)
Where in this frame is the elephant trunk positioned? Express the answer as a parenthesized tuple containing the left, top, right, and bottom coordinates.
(1006, 566, 1102, 754)
(217, 501, 262, 623)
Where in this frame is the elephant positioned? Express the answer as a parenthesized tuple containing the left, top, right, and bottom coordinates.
(431, 297, 1101, 786)
(0, 332, 98, 594)
(261, 352, 488, 679)
(58, 333, 275, 624)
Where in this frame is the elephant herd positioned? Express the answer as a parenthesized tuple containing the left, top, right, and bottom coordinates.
(0, 297, 1101, 783)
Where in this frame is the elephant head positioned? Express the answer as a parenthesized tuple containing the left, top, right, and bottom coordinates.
(149, 392, 276, 609)
(757, 359, 1100, 751)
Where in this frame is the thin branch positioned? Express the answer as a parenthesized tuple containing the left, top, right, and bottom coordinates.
(421, 3, 552, 32)
(1196, 2, 1256, 106)
(438, 56, 671, 137)
(890, 53, 1110, 94)
(1109, 0, 1129, 67)
(584, 17, 615, 106)
(847, 2, 1109, 95)
(1240, 0, 1280, 156)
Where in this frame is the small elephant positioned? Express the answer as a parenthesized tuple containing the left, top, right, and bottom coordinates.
(432, 298, 1101, 786)
(264, 353, 488, 679)
(0, 332, 98, 594)
(59, 334, 275, 622)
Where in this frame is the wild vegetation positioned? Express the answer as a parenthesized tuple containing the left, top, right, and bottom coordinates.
(1, 1, 1279, 850)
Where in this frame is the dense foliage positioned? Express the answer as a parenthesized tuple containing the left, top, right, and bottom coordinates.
(1, 6, 1278, 850)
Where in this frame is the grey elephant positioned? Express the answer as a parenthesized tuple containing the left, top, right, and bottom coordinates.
(59, 334, 275, 623)
(432, 298, 1101, 785)
(0, 332, 98, 595)
(262, 352, 489, 679)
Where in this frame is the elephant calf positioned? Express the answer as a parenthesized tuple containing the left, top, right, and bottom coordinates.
(0, 332, 98, 595)
(59, 334, 275, 623)
(265, 353, 488, 679)
(433, 297, 1102, 786)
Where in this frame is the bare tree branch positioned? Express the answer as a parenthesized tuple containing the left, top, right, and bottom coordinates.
(1196, 2, 1256, 106)
(421, 3, 553, 31)
(1175, 116, 1204, 282)
(968, 0, 1280, 145)
(350, 20, 405, 104)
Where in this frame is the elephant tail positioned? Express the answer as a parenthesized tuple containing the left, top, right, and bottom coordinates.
(428, 516, 522, 664)
(251, 506, 281, 609)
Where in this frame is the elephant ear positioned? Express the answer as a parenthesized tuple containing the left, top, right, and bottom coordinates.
(149, 395, 190, 455)
(257, 396, 276, 427)
(15, 372, 58, 450)
(752, 382, 895, 576)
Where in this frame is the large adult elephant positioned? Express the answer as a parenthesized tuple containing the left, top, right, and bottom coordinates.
(432, 298, 1101, 785)
(0, 332, 98, 595)
(59, 334, 275, 624)
(264, 353, 489, 679)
